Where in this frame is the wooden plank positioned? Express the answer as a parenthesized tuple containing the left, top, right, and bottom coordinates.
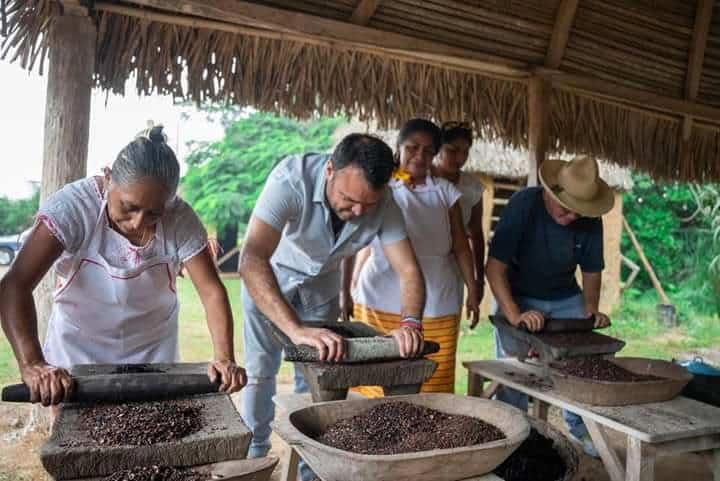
(527, 76, 550, 186)
(463, 360, 720, 443)
(653, 434, 720, 456)
(545, 0, 579, 68)
(350, 0, 381, 25)
(626, 437, 656, 481)
(584, 419, 625, 481)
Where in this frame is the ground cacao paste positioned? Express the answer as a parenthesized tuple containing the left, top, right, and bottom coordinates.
(555, 357, 662, 382)
(316, 401, 505, 455)
(80, 399, 204, 446)
(493, 428, 566, 481)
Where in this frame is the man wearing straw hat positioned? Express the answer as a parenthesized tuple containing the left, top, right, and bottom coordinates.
(486, 156, 614, 457)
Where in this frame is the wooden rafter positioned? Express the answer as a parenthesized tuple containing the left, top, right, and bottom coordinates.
(545, 0, 579, 68)
(681, 0, 714, 143)
(115, 0, 720, 125)
(350, 0, 382, 25)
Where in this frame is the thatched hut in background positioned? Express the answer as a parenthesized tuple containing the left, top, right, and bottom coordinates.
(334, 121, 633, 314)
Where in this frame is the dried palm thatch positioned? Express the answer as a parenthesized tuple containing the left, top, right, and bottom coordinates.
(1, 0, 719, 182)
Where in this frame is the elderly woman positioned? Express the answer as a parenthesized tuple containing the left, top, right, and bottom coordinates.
(0, 126, 246, 406)
(432, 121, 485, 304)
(348, 119, 479, 394)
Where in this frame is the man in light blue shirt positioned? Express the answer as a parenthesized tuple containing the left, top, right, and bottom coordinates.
(239, 134, 426, 474)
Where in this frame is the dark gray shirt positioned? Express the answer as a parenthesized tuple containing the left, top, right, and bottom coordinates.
(252, 153, 407, 310)
(488, 187, 604, 301)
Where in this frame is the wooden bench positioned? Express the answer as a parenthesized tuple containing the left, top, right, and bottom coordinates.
(464, 359, 720, 481)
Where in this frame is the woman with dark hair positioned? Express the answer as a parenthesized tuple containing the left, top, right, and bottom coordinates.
(348, 119, 479, 394)
(0, 126, 246, 406)
(432, 121, 486, 304)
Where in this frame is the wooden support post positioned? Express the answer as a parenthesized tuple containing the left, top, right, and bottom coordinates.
(527, 77, 550, 187)
(626, 437, 656, 481)
(530, 398, 549, 421)
(281, 448, 300, 481)
(584, 418, 625, 481)
(29, 6, 95, 432)
(467, 372, 486, 397)
(713, 447, 720, 481)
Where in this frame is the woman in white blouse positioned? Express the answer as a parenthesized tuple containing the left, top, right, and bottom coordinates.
(0, 126, 246, 405)
(432, 121, 485, 303)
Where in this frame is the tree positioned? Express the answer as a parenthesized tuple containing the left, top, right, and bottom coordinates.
(0, 191, 39, 236)
(622, 174, 719, 314)
(182, 112, 343, 269)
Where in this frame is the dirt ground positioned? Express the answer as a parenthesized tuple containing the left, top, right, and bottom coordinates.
(0, 382, 716, 481)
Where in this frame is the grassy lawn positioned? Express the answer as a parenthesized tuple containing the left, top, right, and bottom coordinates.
(1, 278, 718, 392)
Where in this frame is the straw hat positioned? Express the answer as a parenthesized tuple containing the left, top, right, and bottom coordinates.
(538, 156, 614, 217)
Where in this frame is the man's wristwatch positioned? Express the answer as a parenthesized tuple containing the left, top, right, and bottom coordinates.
(400, 316, 423, 331)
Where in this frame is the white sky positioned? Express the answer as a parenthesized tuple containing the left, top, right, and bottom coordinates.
(0, 61, 225, 199)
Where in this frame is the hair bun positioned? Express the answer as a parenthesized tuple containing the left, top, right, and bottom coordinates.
(148, 125, 166, 144)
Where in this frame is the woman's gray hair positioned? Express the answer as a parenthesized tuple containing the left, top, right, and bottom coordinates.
(111, 125, 180, 197)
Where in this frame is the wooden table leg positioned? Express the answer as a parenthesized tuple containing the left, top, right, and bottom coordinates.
(584, 418, 625, 481)
(281, 447, 300, 481)
(467, 372, 487, 397)
(530, 398, 549, 421)
(626, 437, 655, 481)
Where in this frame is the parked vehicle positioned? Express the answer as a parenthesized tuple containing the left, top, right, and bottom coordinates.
(0, 234, 20, 266)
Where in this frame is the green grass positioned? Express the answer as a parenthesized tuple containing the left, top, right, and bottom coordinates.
(1, 281, 718, 392)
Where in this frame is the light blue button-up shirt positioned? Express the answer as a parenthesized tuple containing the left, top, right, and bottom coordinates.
(252, 153, 407, 310)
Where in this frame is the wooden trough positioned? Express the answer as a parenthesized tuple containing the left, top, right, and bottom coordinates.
(272, 393, 530, 481)
(548, 357, 693, 406)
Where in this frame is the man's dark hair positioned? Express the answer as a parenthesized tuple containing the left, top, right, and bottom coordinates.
(331, 133, 395, 190)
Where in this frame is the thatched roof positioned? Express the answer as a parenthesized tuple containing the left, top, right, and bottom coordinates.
(2, 0, 720, 181)
(333, 120, 635, 191)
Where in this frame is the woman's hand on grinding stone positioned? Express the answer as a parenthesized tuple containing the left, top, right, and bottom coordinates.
(208, 360, 247, 394)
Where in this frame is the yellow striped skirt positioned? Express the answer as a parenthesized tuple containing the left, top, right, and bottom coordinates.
(352, 303, 459, 396)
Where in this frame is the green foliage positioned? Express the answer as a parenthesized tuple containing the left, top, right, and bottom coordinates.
(181, 112, 343, 233)
(622, 174, 719, 315)
(0, 191, 39, 236)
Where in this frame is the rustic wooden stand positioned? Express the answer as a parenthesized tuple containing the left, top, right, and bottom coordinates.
(272, 393, 505, 481)
(464, 359, 720, 481)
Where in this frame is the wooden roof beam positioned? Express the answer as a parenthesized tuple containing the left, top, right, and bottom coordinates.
(118, 0, 720, 125)
(350, 0, 382, 26)
(681, 0, 714, 143)
(545, 0, 579, 68)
